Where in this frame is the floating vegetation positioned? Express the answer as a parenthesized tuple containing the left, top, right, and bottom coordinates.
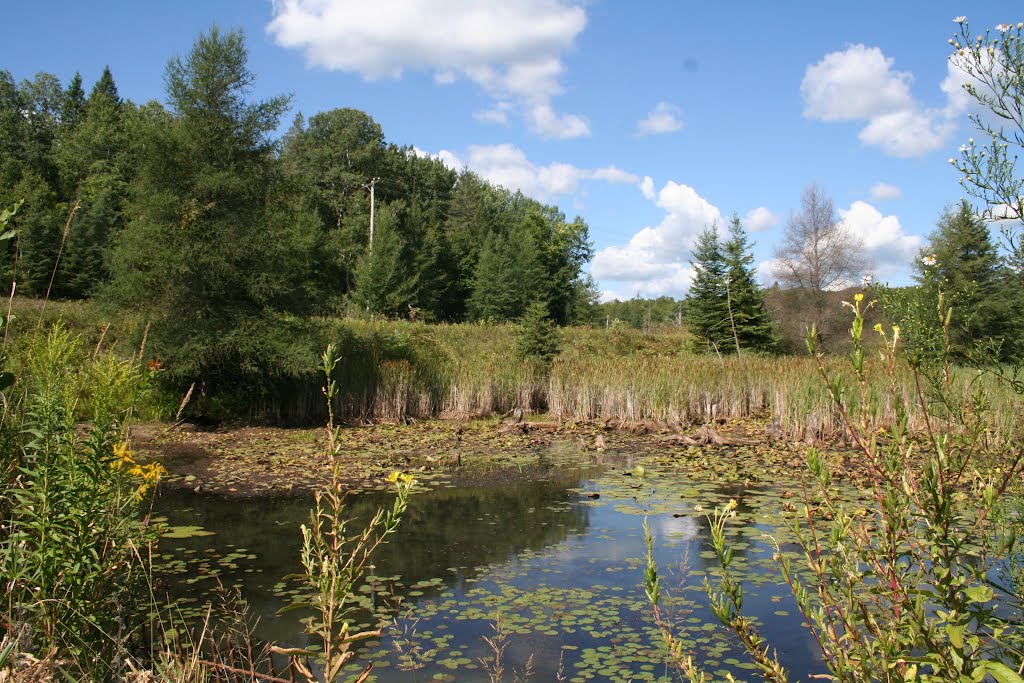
(150, 435, 858, 681)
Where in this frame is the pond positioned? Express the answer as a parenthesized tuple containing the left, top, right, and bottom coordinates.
(152, 443, 823, 681)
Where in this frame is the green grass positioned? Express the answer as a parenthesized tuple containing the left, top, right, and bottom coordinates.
(8, 300, 1018, 437)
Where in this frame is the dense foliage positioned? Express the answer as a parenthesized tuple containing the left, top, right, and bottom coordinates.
(0, 28, 597, 398)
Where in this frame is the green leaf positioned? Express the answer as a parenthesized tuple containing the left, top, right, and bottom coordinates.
(945, 623, 964, 649)
(980, 662, 1024, 683)
(963, 585, 994, 603)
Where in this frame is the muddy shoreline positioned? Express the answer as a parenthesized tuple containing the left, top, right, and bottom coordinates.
(133, 417, 849, 500)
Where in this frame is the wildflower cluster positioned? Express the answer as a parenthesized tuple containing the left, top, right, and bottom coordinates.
(109, 441, 167, 502)
(947, 16, 1024, 224)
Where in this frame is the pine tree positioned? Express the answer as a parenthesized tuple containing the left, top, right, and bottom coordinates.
(723, 215, 777, 353)
(105, 27, 300, 388)
(414, 221, 460, 321)
(685, 225, 731, 352)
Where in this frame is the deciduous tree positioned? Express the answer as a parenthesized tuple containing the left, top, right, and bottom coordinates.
(772, 184, 870, 341)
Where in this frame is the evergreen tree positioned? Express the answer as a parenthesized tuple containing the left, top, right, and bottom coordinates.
(467, 223, 543, 323)
(61, 72, 86, 131)
(446, 171, 506, 317)
(685, 225, 731, 352)
(467, 233, 520, 322)
(515, 300, 560, 366)
(9, 171, 64, 295)
(352, 203, 417, 317)
(916, 200, 1020, 359)
(90, 66, 120, 104)
(413, 218, 460, 322)
(52, 68, 135, 297)
(105, 26, 302, 389)
(722, 215, 777, 353)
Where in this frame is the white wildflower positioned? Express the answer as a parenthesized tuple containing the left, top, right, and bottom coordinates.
(996, 23, 1011, 33)
(954, 16, 966, 23)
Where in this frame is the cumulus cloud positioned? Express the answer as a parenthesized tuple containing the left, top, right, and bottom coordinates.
(267, 0, 590, 138)
(839, 201, 922, 279)
(428, 143, 639, 202)
(869, 182, 902, 201)
(592, 180, 723, 297)
(744, 207, 778, 233)
(801, 44, 964, 157)
(636, 102, 683, 136)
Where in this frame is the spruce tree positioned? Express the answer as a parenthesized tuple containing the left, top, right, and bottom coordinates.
(61, 73, 86, 131)
(352, 203, 417, 317)
(723, 215, 777, 353)
(467, 233, 521, 322)
(685, 225, 731, 352)
(917, 200, 1020, 359)
(515, 300, 560, 366)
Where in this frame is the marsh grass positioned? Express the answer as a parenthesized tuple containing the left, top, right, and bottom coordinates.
(10, 300, 1018, 436)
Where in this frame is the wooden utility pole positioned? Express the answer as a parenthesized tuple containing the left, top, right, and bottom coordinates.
(365, 177, 380, 250)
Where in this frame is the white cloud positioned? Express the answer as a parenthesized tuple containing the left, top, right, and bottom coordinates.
(801, 44, 959, 157)
(756, 258, 782, 287)
(410, 146, 465, 173)
(591, 180, 722, 297)
(839, 201, 922, 279)
(599, 265, 695, 302)
(744, 207, 777, 233)
(474, 101, 513, 125)
(431, 143, 639, 202)
(869, 182, 902, 201)
(267, 0, 590, 138)
(636, 102, 683, 136)
(857, 109, 955, 158)
(527, 103, 591, 139)
(802, 44, 913, 122)
(640, 176, 655, 200)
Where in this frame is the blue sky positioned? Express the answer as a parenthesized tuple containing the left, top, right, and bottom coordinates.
(6, 1, 1018, 300)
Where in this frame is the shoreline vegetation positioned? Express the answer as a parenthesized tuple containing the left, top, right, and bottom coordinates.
(15, 298, 1018, 441)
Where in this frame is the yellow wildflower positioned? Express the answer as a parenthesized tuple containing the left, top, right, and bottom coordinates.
(854, 293, 864, 303)
(873, 323, 883, 334)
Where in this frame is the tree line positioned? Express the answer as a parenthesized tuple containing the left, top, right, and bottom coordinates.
(0, 27, 599, 389)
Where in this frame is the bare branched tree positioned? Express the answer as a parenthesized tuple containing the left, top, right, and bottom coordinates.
(772, 184, 872, 338)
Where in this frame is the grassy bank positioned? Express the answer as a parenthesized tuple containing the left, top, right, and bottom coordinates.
(11, 300, 1019, 440)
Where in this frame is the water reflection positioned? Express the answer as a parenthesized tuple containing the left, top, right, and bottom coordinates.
(153, 447, 824, 681)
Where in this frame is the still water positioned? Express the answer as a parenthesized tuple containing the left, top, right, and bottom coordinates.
(153, 447, 822, 681)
